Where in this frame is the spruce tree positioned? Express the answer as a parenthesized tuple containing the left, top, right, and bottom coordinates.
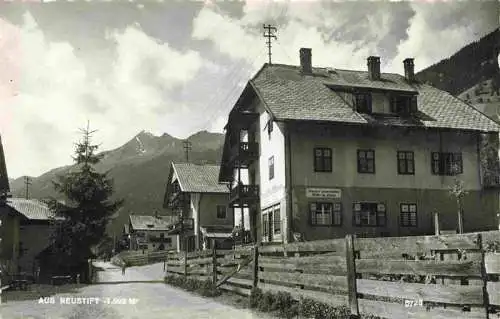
(48, 122, 123, 276)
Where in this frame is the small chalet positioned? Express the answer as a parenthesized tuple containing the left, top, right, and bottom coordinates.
(163, 163, 234, 252)
(128, 212, 177, 252)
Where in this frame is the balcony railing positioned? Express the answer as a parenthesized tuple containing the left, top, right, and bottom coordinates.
(230, 184, 259, 206)
(229, 142, 259, 166)
(167, 218, 195, 234)
(149, 237, 173, 243)
(168, 192, 189, 208)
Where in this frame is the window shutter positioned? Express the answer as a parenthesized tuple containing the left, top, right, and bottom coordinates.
(367, 94, 372, 113)
(410, 96, 418, 113)
(308, 203, 314, 225)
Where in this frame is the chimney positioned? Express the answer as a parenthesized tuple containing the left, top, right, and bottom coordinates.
(299, 48, 312, 74)
(367, 56, 381, 80)
(403, 58, 415, 82)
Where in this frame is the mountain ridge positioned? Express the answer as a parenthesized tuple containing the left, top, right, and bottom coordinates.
(9, 130, 225, 235)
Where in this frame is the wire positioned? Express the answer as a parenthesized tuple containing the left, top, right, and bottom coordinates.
(195, 1, 277, 132)
(196, 49, 267, 133)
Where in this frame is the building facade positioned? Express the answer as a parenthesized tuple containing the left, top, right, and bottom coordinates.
(219, 48, 500, 244)
(128, 213, 178, 252)
(163, 163, 234, 251)
(0, 198, 63, 281)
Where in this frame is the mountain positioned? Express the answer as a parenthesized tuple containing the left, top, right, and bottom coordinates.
(416, 28, 500, 121)
(9, 130, 225, 235)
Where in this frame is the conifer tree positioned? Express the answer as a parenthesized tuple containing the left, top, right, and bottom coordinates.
(48, 122, 123, 276)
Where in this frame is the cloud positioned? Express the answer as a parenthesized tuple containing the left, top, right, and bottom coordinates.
(193, 1, 497, 74)
(388, 1, 498, 73)
(192, 0, 497, 134)
(0, 12, 206, 178)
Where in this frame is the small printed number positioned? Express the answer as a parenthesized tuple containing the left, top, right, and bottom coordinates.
(404, 299, 423, 307)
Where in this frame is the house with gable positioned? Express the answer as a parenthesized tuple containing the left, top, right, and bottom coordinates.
(128, 212, 177, 252)
(163, 163, 234, 252)
(218, 48, 500, 244)
(0, 198, 64, 281)
(0, 135, 67, 282)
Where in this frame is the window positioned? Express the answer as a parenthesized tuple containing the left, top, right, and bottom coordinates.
(400, 204, 417, 227)
(397, 151, 415, 175)
(353, 202, 386, 227)
(314, 148, 332, 172)
(160, 233, 164, 238)
(354, 93, 372, 113)
(216, 205, 227, 219)
(309, 203, 342, 226)
(273, 208, 281, 234)
(431, 152, 463, 175)
(269, 156, 275, 180)
(390, 95, 418, 115)
(262, 213, 269, 239)
(357, 150, 375, 174)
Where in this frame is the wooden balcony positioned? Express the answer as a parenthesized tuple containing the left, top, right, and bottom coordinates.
(227, 111, 259, 130)
(229, 184, 259, 207)
(229, 141, 259, 167)
(168, 192, 188, 208)
(166, 218, 194, 235)
(149, 237, 173, 243)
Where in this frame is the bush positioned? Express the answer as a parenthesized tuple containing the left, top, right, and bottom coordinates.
(259, 291, 276, 312)
(249, 288, 263, 309)
(249, 291, 381, 319)
(273, 291, 296, 318)
(164, 275, 220, 297)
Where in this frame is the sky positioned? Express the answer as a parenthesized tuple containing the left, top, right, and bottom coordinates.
(0, 1, 498, 179)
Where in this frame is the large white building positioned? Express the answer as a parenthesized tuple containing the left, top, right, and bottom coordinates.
(218, 48, 500, 244)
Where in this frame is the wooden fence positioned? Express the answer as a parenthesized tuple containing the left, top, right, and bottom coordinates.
(113, 250, 175, 267)
(165, 231, 500, 319)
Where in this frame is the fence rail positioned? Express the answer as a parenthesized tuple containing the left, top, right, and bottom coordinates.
(165, 231, 500, 319)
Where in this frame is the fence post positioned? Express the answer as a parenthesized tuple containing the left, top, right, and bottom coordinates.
(345, 234, 359, 318)
(184, 248, 188, 277)
(478, 234, 491, 319)
(212, 239, 217, 285)
(252, 244, 259, 289)
(434, 212, 440, 236)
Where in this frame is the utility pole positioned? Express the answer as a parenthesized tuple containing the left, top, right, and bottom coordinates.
(183, 140, 192, 163)
(263, 24, 277, 65)
(24, 176, 32, 199)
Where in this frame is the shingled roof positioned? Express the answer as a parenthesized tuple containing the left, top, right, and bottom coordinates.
(248, 63, 499, 132)
(6, 198, 62, 221)
(172, 163, 229, 193)
(129, 214, 176, 231)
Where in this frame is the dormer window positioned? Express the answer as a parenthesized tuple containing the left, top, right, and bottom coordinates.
(147, 224, 154, 228)
(354, 93, 372, 114)
(390, 95, 417, 115)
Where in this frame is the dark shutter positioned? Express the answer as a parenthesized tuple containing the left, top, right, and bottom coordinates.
(410, 96, 418, 113)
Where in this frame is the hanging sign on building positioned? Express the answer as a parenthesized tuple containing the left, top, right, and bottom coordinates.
(305, 188, 342, 199)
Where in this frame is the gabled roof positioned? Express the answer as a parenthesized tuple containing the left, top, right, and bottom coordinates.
(5, 198, 62, 221)
(246, 63, 499, 132)
(171, 163, 229, 193)
(129, 214, 176, 231)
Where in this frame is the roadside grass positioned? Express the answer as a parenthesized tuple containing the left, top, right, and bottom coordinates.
(164, 274, 381, 319)
(2, 284, 89, 302)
